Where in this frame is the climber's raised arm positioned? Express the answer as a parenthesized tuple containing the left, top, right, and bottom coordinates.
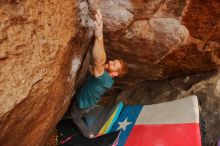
(91, 9, 106, 77)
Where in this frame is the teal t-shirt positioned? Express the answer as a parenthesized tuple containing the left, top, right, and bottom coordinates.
(76, 71, 114, 109)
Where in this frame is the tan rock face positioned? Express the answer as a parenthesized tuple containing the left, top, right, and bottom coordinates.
(88, 0, 134, 32)
(0, 0, 92, 145)
(88, 0, 220, 86)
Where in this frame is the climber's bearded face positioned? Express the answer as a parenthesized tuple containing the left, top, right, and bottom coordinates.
(106, 60, 122, 77)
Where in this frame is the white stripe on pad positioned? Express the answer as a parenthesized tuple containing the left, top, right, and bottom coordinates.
(135, 95, 199, 125)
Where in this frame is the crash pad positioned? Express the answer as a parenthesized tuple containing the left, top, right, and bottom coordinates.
(110, 95, 202, 146)
(97, 102, 123, 135)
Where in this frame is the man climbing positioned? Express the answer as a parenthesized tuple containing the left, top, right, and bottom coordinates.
(70, 9, 127, 138)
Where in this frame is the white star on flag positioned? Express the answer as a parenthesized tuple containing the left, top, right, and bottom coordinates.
(117, 117, 133, 131)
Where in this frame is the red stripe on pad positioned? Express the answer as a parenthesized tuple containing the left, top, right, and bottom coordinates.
(125, 123, 201, 146)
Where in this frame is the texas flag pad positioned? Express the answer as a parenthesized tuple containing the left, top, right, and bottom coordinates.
(111, 95, 202, 146)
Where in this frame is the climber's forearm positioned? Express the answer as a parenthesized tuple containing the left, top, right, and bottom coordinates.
(92, 37, 106, 66)
(92, 9, 106, 66)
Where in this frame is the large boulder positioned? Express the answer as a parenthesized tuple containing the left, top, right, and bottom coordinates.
(0, 0, 93, 145)
(89, 0, 220, 86)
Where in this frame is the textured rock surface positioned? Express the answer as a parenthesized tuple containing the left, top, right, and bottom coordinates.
(0, 0, 92, 145)
(89, 0, 220, 86)
(115, 71, 220, 145)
